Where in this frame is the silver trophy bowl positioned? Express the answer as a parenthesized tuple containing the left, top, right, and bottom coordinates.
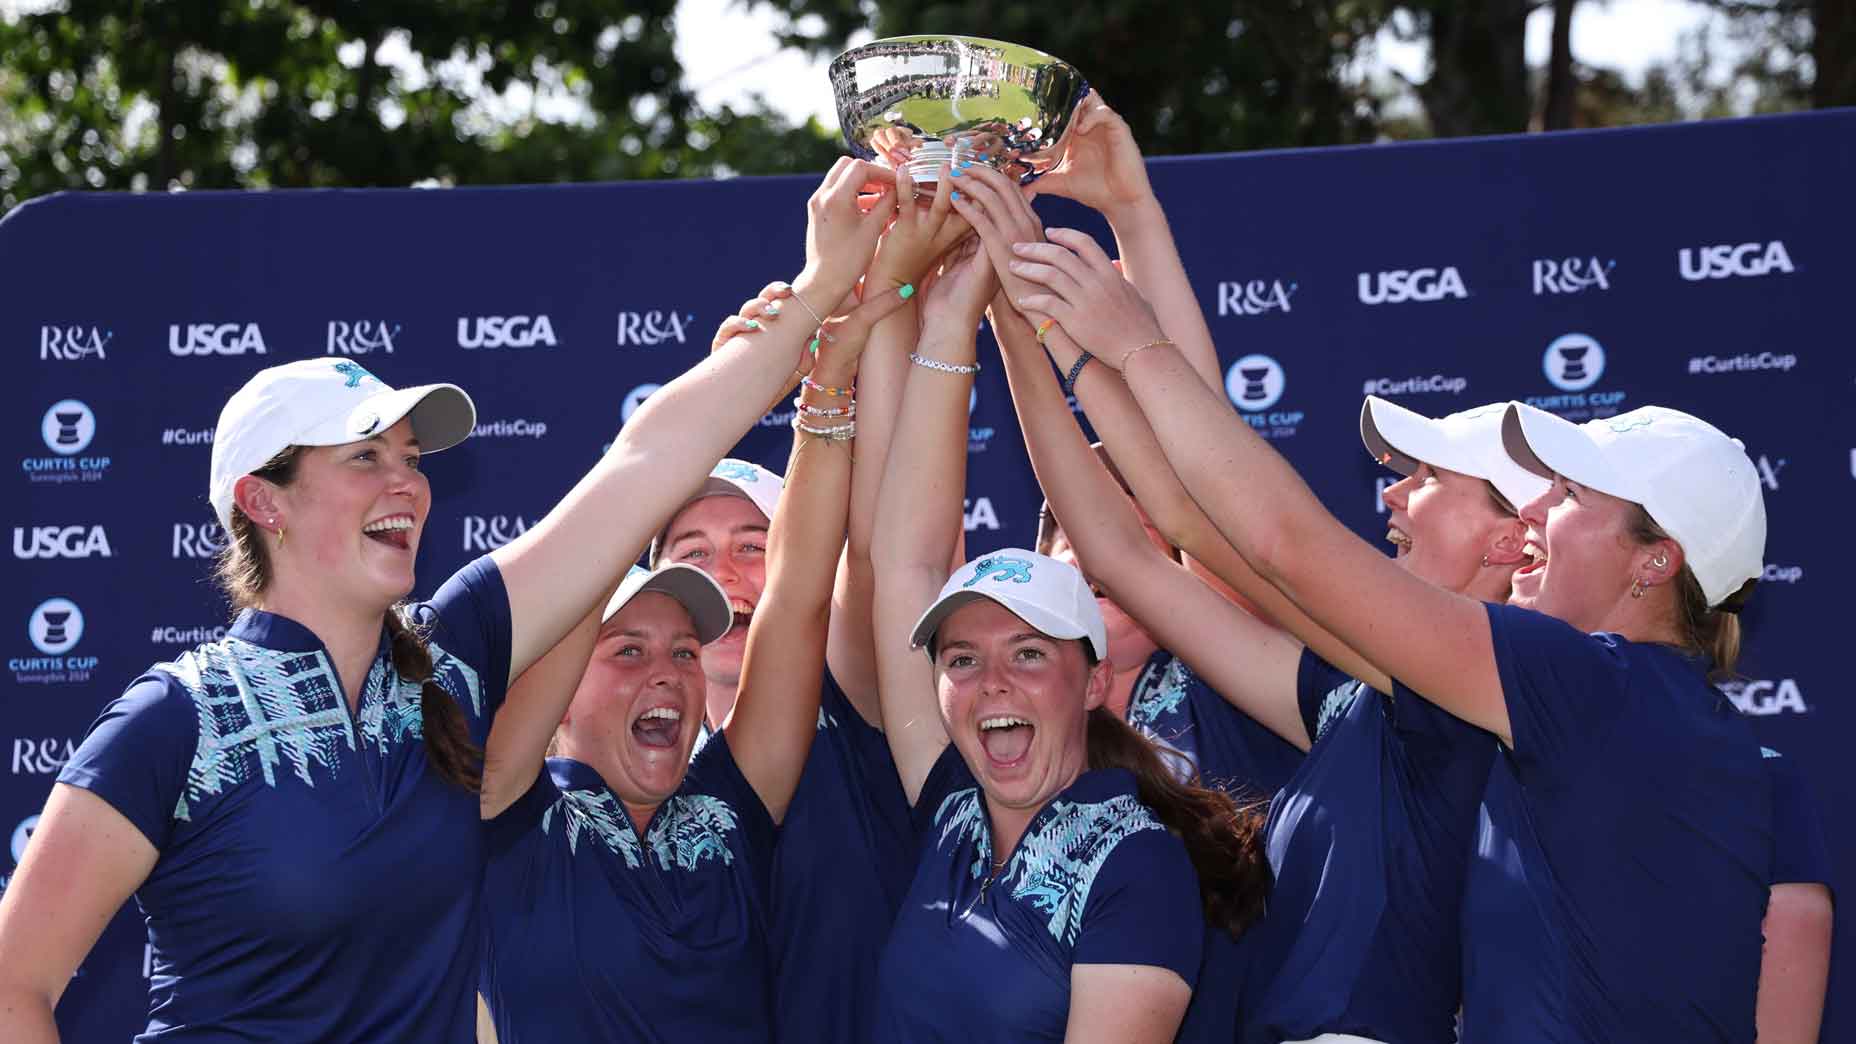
(829, 36, 1088, 185)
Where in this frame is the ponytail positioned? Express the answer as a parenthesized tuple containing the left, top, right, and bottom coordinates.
(1084, 708, 1271, 938)
(214, 444, 481, 791)
(1628, 506, 1746, 681)
(384, 609, 483, 792)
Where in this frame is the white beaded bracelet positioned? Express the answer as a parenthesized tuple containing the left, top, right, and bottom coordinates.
(908, 352, 980, 376)
(792, 415, 856, 440)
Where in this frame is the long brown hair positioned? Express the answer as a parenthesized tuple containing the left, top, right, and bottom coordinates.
(1085, 707, 1271, 939)
(214, 446, 482, 790)
(1627, 505, 1746, 681)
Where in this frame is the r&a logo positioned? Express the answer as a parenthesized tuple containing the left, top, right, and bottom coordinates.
(1542, 333, 1606, 392)
(11, 737, 75, 775)
(12, 525, 112, 559)
(1720, 678, 1808, 716)
(463, 515, 533, 552)
(169, 323, 268, 356)
(1217, 280, 1297, 317)
(1532, 257, 1614, 295)
(28, 598, 84, 656)
(327, 320, 401, 355)
(616, 311, 693, 347)
(1225, 354, 1286, 412)
(39, 325, 111, 361)
(1755, 455, 1785, 492)
(1357, 267, 1468, 305)
(458, 315, 557, 349)
(172, 521, 229, 559)
(1679, 241, 1794, 281)
(40, 400, 96, 455)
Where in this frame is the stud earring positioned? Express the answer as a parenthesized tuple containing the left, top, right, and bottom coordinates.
(1481, 554, 1491, 568)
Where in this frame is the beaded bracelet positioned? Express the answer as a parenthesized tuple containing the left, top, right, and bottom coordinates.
(1061, 351, 1093, 397)
(908, 352, 980, 376)
(792, 416, 856, 440)
(795, 396, 856, 418)
(1035, 318, 1057, 345)
(801, 374, 854, 397)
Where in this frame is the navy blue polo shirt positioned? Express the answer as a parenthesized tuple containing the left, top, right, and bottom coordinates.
(1240, 648, 1497, 1044)
(1460, 603, 1772, 1043)
(480, 733, 777, 1043)
(768, 672, 915, 1044)
(1127, 649, 1304, 797)
(57, 556, 511, 1042)
(875, 745, 1203, 1042)
(1762, 747, 1832, 888)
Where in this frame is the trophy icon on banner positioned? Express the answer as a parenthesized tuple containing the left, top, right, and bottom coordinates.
(829, 36, 1088, 185)
(1237, 366, 1273, 404)
(52, 410, 87, 446)
(1556, 344, 1590, 383)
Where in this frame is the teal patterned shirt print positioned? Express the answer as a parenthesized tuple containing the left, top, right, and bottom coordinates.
(544, 787, 742, 872)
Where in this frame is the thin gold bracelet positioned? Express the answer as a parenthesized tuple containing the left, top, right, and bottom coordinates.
(1119, 338, 1174, 370)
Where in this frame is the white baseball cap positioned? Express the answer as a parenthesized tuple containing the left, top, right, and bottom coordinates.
(602, 563, 734, 644)
(209, 359, 475, 529)
(910, 548, 1108, 660)
(649, 458, 785, 565)
(1360, 396, 1551, 511)
(1500, 403, 1766, 607)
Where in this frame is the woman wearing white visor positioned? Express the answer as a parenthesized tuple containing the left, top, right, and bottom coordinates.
(0, 157, 900, 1041)
(868, 241, 1268, 1043)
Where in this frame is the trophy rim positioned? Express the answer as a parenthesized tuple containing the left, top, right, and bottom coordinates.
(828, 34, 1080, 76)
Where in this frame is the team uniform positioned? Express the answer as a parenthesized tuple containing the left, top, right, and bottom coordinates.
(1460, 603, 1773, 1043)
(764, 671, 916, 1043)
(1127, 649, 1304, 796)
(57, 557, 511, 1041)
(1235, 647, 1497, 1044)
(875, 745, 1204, 1042)
(480, 732, 777, 1043)
(1764, 747, 1833, 889)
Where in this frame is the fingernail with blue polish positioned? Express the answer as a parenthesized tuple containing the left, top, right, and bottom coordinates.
(745, 319, 761, 330)
(808, 338, 820, 354)
(899, 283, 916, 300)
(957, 160, 973, 169)
(951, 190, 962, 202)
(948, 167, 963, 178)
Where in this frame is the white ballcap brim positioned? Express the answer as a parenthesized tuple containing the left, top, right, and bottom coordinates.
(603, 563, 733, 644)
(295, 383, 476, 453)
(1362, 396, 1550, 510)
(1501, 401, 1641, 502)
(910, 589, 1108, 661)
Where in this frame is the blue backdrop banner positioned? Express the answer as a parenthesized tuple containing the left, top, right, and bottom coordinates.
(4, 108, 1851, 1041)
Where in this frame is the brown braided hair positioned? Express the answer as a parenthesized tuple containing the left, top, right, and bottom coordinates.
(213, 446, 482, 791)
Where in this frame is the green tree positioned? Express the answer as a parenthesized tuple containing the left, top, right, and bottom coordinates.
(0, 0, 839, 214)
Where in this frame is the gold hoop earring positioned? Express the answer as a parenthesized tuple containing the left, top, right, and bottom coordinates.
(1629, 577, 1644, 599)
(1651, 551, 1669, 570)
(276, 526, 286, 549)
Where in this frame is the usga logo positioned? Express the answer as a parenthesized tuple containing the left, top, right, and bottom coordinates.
(617, 311, 693, 347)
(24, 400, 111, 486)
(1532, 257, 1614, 295)
(169, 322, 268, 356)
(1720, 678, 1808, 716)
(13, 597, 100, 686)
(327, 320, 401, 355)
(39, 325, 111, 361)
(1542, 333, 1606, 392)
(463, 514, 533, 552)
(172, 521, 229, 559)
(1357, 267, 1468, 305)
(1217, 279, 1297, 317)
(1678, 241, 1794, 281)
(12, 525, 112, 559)
(962, 497, 1000, 532)
(458, 315, 557, 349)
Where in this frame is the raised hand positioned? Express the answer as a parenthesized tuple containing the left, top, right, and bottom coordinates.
(801, 158, 899, 305)
(917, 238, 1000, 338)
(1008, 227, 1167, 370)
(868, 169, 973, 292)
(809, 281, 918, 388)
(711, 281, 796, 352)
(946, 161, 1048, 316)
(1032, 92, 1155, 219)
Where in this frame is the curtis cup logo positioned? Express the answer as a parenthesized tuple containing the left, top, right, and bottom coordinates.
(28, 598, 84, 655)
(39, 400, 96, 455)
(1542, 333, 1606, 392)
(1224, 354, 1286, 412)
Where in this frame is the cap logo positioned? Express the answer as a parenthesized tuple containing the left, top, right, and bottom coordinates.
(1605, 415, 1655, 433)
(715, 461, 760, 483)
(353, 411, 381, 436)
(962, 555, 1033, 588)
(332, 360, 379, 389)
